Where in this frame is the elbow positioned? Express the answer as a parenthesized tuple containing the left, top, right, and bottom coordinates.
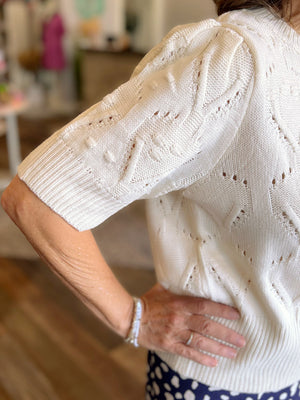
(1, 176, 27, 224)
(1, 185, 13, 216)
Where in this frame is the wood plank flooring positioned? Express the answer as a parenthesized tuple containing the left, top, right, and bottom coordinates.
(0, 50, 153, 399)
(0, 257, 156, 400)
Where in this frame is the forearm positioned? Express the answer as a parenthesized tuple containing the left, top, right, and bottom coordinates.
(1, 176, 134, 337)
(2, 176, 247, 367)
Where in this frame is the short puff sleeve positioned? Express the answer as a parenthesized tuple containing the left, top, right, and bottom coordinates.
(18, 19, 254, 231)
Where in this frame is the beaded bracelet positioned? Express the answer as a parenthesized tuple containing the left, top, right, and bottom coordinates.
(125, 297, 143, 347)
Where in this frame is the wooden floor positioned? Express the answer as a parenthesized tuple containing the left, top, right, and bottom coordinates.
(0, 115, 156, 399)
(0, 256, 156, 400)
(0, 50, 156, 399)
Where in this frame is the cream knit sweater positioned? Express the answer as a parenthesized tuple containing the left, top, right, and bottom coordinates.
(18, 7, 300, 393)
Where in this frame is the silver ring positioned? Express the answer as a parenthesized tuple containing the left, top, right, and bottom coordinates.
(186, 332, 194, 346)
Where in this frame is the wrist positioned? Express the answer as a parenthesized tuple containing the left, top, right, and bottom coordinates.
(113, 294, 134, 338)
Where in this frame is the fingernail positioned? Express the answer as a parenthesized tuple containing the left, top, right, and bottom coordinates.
(210, 359, 218, 367)
(237, 337, 246, 347)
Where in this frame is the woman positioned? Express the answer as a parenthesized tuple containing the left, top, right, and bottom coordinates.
(2, 0, 300, 398)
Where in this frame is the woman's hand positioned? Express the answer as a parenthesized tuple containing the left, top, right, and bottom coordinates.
(2, 177, 246, 367)
(139, 283, 246, 367)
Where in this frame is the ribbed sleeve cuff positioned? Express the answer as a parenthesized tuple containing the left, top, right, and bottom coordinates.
(18, 134, 123, 231)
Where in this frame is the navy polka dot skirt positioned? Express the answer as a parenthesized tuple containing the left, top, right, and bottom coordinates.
(146, 351, 300, 400)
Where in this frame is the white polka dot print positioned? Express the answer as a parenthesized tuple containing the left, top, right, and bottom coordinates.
(165, 393, 175, 400)
(171, 376, 180, 389)
(161, 362, 169, 373)
(155, 366, 163, 379)
(280, 392, 288, 400)
(290, 382, 298, 397)
(153, 382, 160, 395)
(209, 387, 223, 392)
(184, 390, 196, 400)
(146, 352, 300, 400)
(220, 395, 230, 400)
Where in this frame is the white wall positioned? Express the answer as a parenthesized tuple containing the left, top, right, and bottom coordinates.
(163, 0, 217, 33)
(58, 0, 217, 53)
(131, 0, 217, 53)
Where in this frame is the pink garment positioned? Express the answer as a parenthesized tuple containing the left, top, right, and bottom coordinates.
(42, 13, 66, 70)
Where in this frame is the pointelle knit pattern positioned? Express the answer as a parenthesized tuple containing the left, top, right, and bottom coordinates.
(18, 7, 300, 393)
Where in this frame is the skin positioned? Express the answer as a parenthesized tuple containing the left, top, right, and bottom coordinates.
(1, 177, 246, 368)
(10, 0, 300, 368)
(2, 0, 299, 374)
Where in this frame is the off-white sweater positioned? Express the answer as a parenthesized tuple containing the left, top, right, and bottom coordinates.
(18, 7, 300, 393)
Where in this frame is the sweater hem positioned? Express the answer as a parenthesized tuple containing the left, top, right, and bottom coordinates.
(156, 314, 300, 393)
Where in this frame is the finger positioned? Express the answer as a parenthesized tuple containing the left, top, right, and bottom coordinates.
(172, 342, 218, 368)
(183, 331, 238, 359)
(178, 296, 240, 320)
(188, 315, 246, 348)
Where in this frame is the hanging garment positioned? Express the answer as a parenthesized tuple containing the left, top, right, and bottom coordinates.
(42, 13, 66, 70)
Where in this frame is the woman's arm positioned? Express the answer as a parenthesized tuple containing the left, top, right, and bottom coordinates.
(1, 175, 134, 337)
(1, 176, 246, 367)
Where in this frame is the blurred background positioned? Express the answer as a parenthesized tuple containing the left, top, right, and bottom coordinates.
(0, 1, 216, 399)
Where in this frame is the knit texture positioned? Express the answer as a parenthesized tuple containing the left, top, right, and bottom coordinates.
(18, 7, 300, 392)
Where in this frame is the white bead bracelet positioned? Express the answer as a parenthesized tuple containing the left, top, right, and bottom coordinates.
(125, 297, 143, 347)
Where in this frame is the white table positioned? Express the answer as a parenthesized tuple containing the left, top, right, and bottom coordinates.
(0, 97, 28, 189)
